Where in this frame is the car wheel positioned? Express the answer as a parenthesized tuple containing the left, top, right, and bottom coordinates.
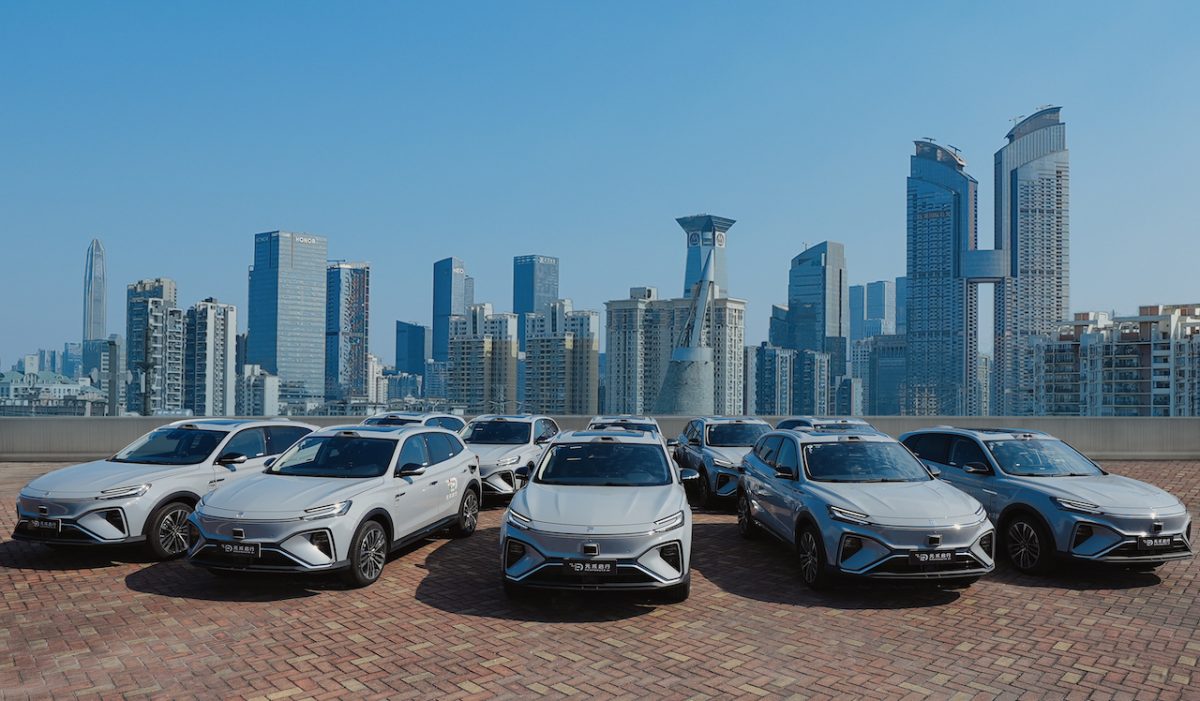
(796, 525, 830, 590)
(694, 467, 716, 508)
(341, 520, 388, 588)
(450, 488, 480, 538)
(1004, 515, 1055, 575)
(737, 491, 761, 540)
(146, 501, 193, 560)
(659, 575, 690, 603)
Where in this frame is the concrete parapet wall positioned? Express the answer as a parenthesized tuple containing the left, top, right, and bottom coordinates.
(2, 416, 1198, 462)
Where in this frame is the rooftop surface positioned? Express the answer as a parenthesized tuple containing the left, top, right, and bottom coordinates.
(1, 461, 1197, 699)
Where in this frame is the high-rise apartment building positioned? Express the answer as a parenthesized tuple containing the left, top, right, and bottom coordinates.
(753, 343, 794, 415)
(894, 276, 908, 336)
(448, 304, 518, 413)
(432, 257, 473, 362)
(83, 239, 106, 343)
(82, 334, 124, 416)
(247, 231, 328, 408)
(125, 278, 183, 415)
(236, 364, 280, 416)
(394, 321, 429, 378)
(867, 334, 907, 415)
(184, 298, 237, 416)
(325, 261, 370, 402)
(742, 346, 757, 415)
(793, 350, 831, 416)
(524, 299, 599, 415)
(513, 255, 560, 352)
(994, 107, 1070, 416)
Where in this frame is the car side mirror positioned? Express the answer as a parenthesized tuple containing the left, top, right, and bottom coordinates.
(667, 438, 680, 448)
(513, 465, 531, 489)
(535, 435, 551, 445)
(216, 452, 247, 467)
(774, 466, 796, 480)
(396, 463, 426, 477)
(926, 464, 942, 477)
(678, 468, 699, 482)
(264, 457, 276, 468)
(963, 462, 990, 475)
(688, 437, 701, 446)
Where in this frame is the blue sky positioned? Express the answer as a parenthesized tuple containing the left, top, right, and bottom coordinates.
(2, 2, 1198, 365)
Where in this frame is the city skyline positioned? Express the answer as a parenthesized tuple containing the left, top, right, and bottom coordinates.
(3, 3, 1198, 365)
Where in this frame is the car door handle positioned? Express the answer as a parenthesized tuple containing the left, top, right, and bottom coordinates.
(394, 492, 405, 499)
(208, 478, 224, 485)
(429, 480, 438, 486)
(982, 489, 998, 495)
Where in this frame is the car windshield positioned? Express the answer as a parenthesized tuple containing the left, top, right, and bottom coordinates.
(363, 417, 419, 426)
(589, 422, 658, 434)
(268, 434, 396, 478)
(706, 423, 769, 447)
(112, 428, 225, 465)
(536, 443, 672, 486)
(985, 439, 1104, 477)
(803, 442, 931, 483)
(463, 421, 531, 445)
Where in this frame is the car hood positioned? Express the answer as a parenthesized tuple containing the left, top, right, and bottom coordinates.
(707, 446, 752, 465)
(467, 443, 532, 465)
(1018, 474, 1182, 513)
(513, 483, 684, 533)
(22, 459, 193, 497)
(199, 473, 378, 517)
(809, 479, 984, 527)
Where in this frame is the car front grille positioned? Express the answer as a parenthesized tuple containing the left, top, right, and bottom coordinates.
(523, 565, 657, 587)
(871, 555, 983, 575)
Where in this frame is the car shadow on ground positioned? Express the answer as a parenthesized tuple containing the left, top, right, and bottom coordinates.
(413, 527, 663, 623)
(989, 559, 1163, 590)
(0, 538, 159, 571)
(689, 522, 963, 610)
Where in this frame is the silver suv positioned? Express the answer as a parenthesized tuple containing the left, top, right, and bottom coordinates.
(674, 417, 771, 507)
(738, 430, 995, 589)
(900, 427, 1194, 574)
(14, 419, 315, 559)
(188, 424, 481, 587)
(462, 415, 559, 499)
(776, 416, 877, 433)
(501, 430, 695, 602)
(361, 412, 466, 433)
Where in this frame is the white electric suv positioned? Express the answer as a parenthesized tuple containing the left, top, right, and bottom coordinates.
(462, 415, 560, 499)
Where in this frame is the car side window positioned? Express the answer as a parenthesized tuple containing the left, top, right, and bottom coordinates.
(396, 436, 430, 471)
(266, 426, 313, 455)
(775, 438, 799, 476)
(431, 417, 465, 432)
(948, 438, 988, 468)
(905, 434, 950, 464)
(424, 433, 455, 464)
(442, 433, 465, 457)
(758, 436, 783, 467)
(223, 428, 267, 458)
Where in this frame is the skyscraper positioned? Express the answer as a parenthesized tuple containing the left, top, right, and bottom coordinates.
(394, 321, 429, 377)
(994, 107, 1070, 416)
(82, 239, 106, 342)
(524, 299, 600, 415)
(325, 261, 370, 402)
(247, 231, 328, 408)
(513, 255, 560, 352)
(432, 257, 472, 362)
(894, 276, 908, 335)
(184, 298, 237, 416)
(753, 343, 794, 415)
(850, 280, 896, 343)
(125, 278, 183, 414)
(768, 242, 849, 405)
(677, 214, 734, 298)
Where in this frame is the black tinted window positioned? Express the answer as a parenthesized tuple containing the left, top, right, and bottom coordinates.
(424, 433, 456, 463)
(904, 433, 950, 463)
(223, 429, 267, 458)
(397, 436, 430, 470)
(536, 443, 671, 486)
(948, 438, 988, 468)
(758, 436, 783, 466)
(267, 426, 313, 454)
(776, 438, 799, 473)
(430, 417, 465, 432)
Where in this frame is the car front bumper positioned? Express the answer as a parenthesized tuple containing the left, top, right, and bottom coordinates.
(13, 495, 148, 546)
(707, 463, 741, 499)
(825, 518, 995, 581)
(186, 511, 350, 573)
(1060, 511, 1193, 565)
(500, 522, 689, 591)
(479, 464, 519, 496)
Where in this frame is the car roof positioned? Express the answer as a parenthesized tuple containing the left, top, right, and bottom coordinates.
(309, 424, 439, 438)
(779, 416, 871, 425)
(778, 428, 897, 444)
(697, 416, 770, 425)
(553, 429, 665, 445)
(470, 414, 549, 423)
(166, 418, 315, 431)
(900, 426, 1052, 441)
(589, 415, 659, 425)
(362, 411, 459, 421)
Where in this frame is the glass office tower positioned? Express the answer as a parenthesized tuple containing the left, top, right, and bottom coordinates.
(325, 261, 370, 402)
(432, 257, 472, 363)
(82, 239, 106, 343)
(513, 255, 560, 352)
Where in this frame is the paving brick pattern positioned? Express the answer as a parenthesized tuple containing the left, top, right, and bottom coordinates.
(0, 461, 1197, 700)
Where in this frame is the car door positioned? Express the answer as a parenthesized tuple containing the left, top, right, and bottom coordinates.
(680, 421, 703, 471)
(745, 436, 785, 536)
(211, 427, 271, 490)
(391, 434, 432, 539)
(944, 437, 999, 515)
(766, 436, 803, 534)
(420, 432, 469, 521)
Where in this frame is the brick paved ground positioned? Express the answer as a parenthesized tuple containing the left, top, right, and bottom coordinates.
(0, 461, 1197, 700)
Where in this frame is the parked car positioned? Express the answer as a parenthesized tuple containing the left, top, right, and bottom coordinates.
(13, 418, 316, 559)
(462, 415, 560, 499)
(361, 411, 466, 433)
(586, 415, 676, 455)
(187, 424, 481, 587)
(675, 417, 771, 507)
(500, 429, 696, 601)
(738, 429, 995, 589)
(900, 427, 1194, 574)
(776, 416, 877, 433)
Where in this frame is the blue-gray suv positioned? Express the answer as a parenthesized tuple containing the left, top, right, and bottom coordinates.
(900, 428, 1194, 575)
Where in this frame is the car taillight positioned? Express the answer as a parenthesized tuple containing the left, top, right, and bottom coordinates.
(659, 542, 682, 572)
(505, 539, 526, 568)
(841, 535, 863, 562)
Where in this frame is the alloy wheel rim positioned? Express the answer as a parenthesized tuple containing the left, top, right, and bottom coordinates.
(1007, 521, 1040, 570)
(798, 532, 819, 583)
(158, 508, 191, 554)
(698, 470, 710, 501)
(358, 527, 386, 580)
(463, 492, 479, 532)
(737, 494, 750, 532)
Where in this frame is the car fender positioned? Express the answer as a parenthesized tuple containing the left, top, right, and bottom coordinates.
(360, 507, 395, 543)
(140, 490, 203, 534)
(998, 503, 1060, 550)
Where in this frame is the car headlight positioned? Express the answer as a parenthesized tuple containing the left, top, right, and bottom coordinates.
(496, 455, 522, 467)
(828, 505, 871, 525)
(302, 500, 352, 520)
(96, 484, 151, 500)
(1053, 497, 1103, 515)
(653, 511, 685, 532)
(506, 509, 532, 530)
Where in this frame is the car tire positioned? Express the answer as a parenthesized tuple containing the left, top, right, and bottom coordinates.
(659, 575, 691, 603)
(694, 466, 716, 509)
(737, 490, 761, 540)
(1004, 514, 1055, 575)
(449, 488, 480, 538)
(341, 520, 389, 588)
(146, 501, 194, 560)
(796, 524, 831, 590)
